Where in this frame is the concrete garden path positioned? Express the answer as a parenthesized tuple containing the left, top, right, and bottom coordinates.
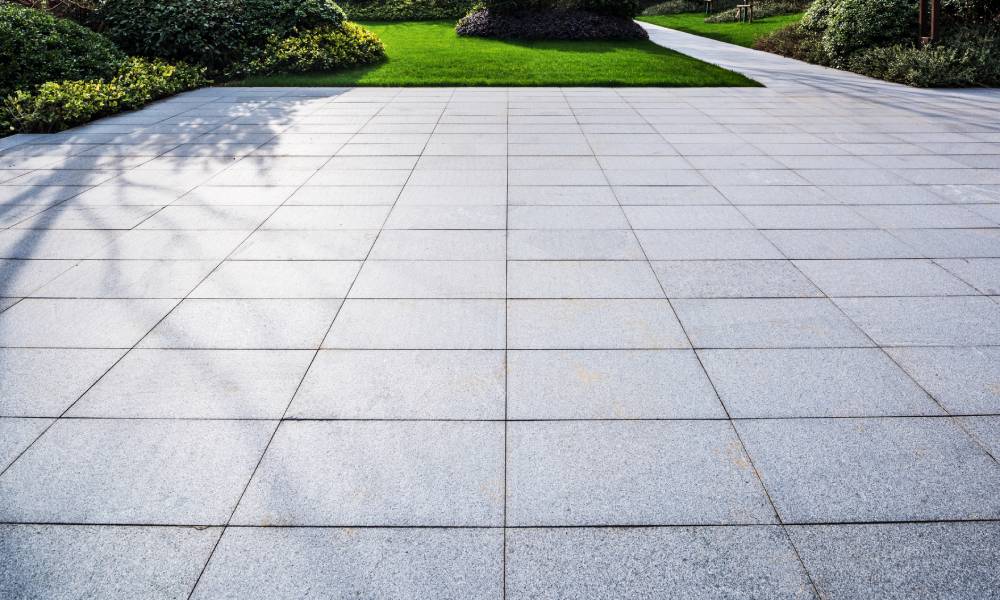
(1, 36, 1000, 598)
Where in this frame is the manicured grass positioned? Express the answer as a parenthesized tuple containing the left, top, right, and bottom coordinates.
(638, 12, 804, 48)
(237, 20, 758, 87)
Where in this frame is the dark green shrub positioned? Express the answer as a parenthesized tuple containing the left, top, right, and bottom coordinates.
(0, 2, 124, 96)
(821, 0, 916, 60)
(340, 0, 471, 20)
(800, 0, 837, 29)
(847, 25, 1000, 85)
(96, 0, 346, 73)
(2, 57, 207, 133)
(479, 0, 553, 13)
(752, 22, 831, 64)
(573, 0, 641, 17)
(248, 22, 386, 75)
(640, 0, 702, 15)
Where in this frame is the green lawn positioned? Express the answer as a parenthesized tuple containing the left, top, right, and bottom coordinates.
(237, 20, 758, 87)
(637, 12, 803, 48)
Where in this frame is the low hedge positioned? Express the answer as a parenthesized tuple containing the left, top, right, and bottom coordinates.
(340, 0, 471, 20)
(2, 58, 207, 133)
(96, 0, 347, 74)
(0, 1, 125, 97)
(248, 22, 386, 75)
(456, 8, 649, 39)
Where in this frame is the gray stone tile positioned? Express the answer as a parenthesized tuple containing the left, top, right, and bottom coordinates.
(141, 299, 340, 349)
(0, 230, 120, 260)
(673, 298, 872, 348)
(765, 230, 920, 259)
(0, 419, 273, 524)
(736, 417, 1000, 522)
(137, 205, 273, 231)
(960, 416, 1000, 457)
(325, 299, 505, 349)
(885, 347, 1000, 414)
(740, 205, 872, 229)
(0, 524, 221, 600)
(263, 206, 390, 230)
(653, 260, 820, 298)
(507, 230, 643, 260)
(384, 205, 505, 229)
(793, 259, 975, 296)
(0, 260, 74, 296)
(718, 185, 836, 205)
(507, 299, 688, 349)
(0, 348, 123, 416)
(369, 230, 505, 260)
(289, 350, 504, 419)
(789, 522, 1000, 600)
(192, 527, 502, 600)
(231, 230, 377, 260)
(890, 228, 1000, 258)
(624, 206, 752, 229)
(835, 296, 1000, 346)
(614, 185, 727, 206)
(507, 350, 723, 419)
(699, 349, 939, 417)
(508, 261, 663, 299)
(637, 230, 784, 260)
(35, 260, 217, 298)
(507, 420, 775, 525)
(508, 206, 628, 229)
(0, 418, 51, 471)
(853, 205, 992, 229)
(350, 260, 505, 299)
(70, 349, 312, 418)
(0, 298, 175, 348)
(231, 421, 504, 526)
(937, 258, 1000, 294)
(192, 261, 361, 298)
(508, 186, 616, 206)
(506, 526, 816, 600)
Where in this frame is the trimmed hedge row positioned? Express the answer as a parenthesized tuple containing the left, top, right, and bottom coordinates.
(2, 58, 207, 133)
(249, 22, 386, 75)
(457, 8, 649, 39)
(340, 0, 471, 20)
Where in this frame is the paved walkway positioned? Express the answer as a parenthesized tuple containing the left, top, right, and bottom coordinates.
(1, 28, 1000, 599)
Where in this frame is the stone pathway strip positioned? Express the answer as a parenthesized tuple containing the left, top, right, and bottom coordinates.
(1, 31, 1000, 599)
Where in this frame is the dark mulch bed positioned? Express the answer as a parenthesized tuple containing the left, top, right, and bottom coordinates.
(456, 9, 649, 40)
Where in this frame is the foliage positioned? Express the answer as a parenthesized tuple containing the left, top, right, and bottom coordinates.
(573, 0, 641, 17)
(96, 0, 347, 74)
(457, 7, 649, 38)
(847, 25, 1000, 85)
(641, 0, 702, 15)
(238, 20, 758, 86)
(0, 2, 125, 97)
(752, 21, 830, 62)
(340, 0, 471, 19)
(9, 0, 97, 19)
(800, 0, 837, 29)
(705, 0, 808, 21)
(638, 12, 804, 46)
(248, 22, 386, 75)
(2, 57, 207, 133)
(821, 0, 916, 60)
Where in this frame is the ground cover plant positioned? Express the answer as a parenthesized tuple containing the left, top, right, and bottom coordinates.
(638, 11, 804, 46)
(457, 0, 649, 39)
(238, 20, 759, 86)
(340, 0, 471, 20)
(754, 0, 1000, 86)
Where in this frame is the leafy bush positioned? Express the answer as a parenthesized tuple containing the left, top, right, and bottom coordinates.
(479, 0, 553, 13)
(2, 58, 207, 133)
(800, 0, 837, 29)
(248, 22, 386, 75)
(753, 21, 831, 63)
(573, 0, 641, 17)
(0, 2, 125, 96)
(10, 0, 98, 19)
(96, 0, 346, 73)
(821, 0, 916, 60)
(340, 0, 471, 19)
(847, 25, 1000, 85)
(641, 0, 702, 15)
(457, 7, 649, 38)
(705, 0, 808, 21)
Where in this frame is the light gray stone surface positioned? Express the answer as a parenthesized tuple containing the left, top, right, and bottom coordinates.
(506, 527, 816, 600)
(789, 523, 1000, 600)
(0, 419, 274, 524)
(736, 418, 1000, 522)
(507, 420, 775, 525)
(232, 421, 504, 526)
(4, 48, 1000, 594)
(0, 524, 221, 600)
(0, 418, 52, 471)
(192, 527, 503, 600)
